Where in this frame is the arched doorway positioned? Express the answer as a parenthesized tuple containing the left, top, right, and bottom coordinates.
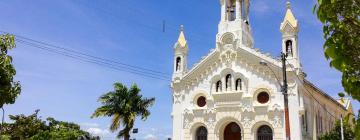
(196, 126, 207, 140)
(224, 122, 241, 140)
(257, 125, 273, 140)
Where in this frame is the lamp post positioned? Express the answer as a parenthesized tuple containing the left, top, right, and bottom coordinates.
(260, 52, 290, 140)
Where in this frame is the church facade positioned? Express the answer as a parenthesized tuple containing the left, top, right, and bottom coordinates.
(170, 1, 353, 140)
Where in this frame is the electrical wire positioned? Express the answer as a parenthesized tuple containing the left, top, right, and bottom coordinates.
(16, 39, 171, 81)
(285, 60, 340, 119)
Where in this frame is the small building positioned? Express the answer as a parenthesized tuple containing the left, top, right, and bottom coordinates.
(170, 1, 353, 140)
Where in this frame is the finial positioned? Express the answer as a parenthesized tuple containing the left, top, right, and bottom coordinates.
(286, 1, 291, 9)
(180, 25, 184, 32)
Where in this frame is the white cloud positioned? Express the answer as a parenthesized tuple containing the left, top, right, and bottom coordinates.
(81, 122, 100, 128)
(86, 127, 110, 137)
(144, 134, 158, 140)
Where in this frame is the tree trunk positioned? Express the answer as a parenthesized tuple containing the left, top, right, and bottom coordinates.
(124, 135, 130, 140)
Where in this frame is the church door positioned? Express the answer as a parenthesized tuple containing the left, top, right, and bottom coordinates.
(224, 122, 241, 140)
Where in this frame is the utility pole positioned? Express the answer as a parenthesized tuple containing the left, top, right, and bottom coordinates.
(281, 52, 291, 140)
(0, 107, 4, 135)
(341, 115, 344, 140)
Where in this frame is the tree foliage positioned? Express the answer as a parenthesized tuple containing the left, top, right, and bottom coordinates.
(91, 82, 155, 140)
(314, 0, 360, 99)
(0, 34, 21, 108)
(319, 115, 354, 140)
(1, 110, 99, 140)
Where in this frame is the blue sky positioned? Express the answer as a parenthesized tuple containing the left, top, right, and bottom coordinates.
(0, 0, 358, 139)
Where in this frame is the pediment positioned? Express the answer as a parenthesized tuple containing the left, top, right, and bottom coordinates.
(178, 46, 282, 89)
(280, 22, 298, 35)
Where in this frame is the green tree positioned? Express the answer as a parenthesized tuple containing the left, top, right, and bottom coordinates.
(91, 83, 155, 140)
(319, 116, 354, 140)
(0, 34, 21, 133)
(1, 110, 99, 140)
(5, 109, 47, 139)
(31, 117, 99, 140)
(314, 0, 360, 99)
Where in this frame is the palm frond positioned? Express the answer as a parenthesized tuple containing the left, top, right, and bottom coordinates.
(91, 106, 111, 118)
(110, 113, 122, 132)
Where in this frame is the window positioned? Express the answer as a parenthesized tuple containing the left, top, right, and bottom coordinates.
(226, 0, 236, 21)
(176, 57, 181, 71)
(226, 74, 232, 91)
(235, 78, 242, 91)
(196, 126, 207, 140)
(302, 111, 308, 132)
(257, 92, 270, 104)
(241, 0, 246, 20)
(257, 125, 273, 140)
(216, 80, 222, 92)
(197, 96, 206, 107)
(285, 40, 293, 56)
(301, 111, 308, 134)
(316, 111, 323, 134)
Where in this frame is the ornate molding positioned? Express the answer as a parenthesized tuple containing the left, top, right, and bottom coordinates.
(271, 115, 283, 128)
(241, 116, 255, 128)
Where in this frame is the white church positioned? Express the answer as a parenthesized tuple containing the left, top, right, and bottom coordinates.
(170, 0, 353, 140)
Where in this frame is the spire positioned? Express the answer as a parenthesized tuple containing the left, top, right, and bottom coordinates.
(281, 1, 298, 29)
(177, 25, 187, 47)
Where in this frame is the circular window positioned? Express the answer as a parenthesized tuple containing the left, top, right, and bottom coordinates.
(197, 96, 206, 107)
(257, 92, 270, 104)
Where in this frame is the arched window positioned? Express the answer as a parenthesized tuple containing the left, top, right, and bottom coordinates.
(235, 78, 242, 91)
(257, 125, 273, 140)
(226, 0, 236, 21)
(176, 57, 181, 71)
(216, 81, 222, 92)
(225, 74, 232, 91)
(285, 40, 293, 56)
(196, 126, 207, 140)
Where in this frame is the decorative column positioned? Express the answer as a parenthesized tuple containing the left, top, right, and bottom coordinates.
(231, 77, 235, 91)
(221, 1, 226, 21)
(236, 0, 241, 20)
(222, 77, 226, 92)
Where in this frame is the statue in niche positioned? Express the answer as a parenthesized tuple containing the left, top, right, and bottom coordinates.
(286, 40, 293, 56)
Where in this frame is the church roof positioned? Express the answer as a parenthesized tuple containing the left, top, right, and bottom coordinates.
(304, 80, 350, 111)
(177, 25, 187, 47)
(281, 2, 298, 29)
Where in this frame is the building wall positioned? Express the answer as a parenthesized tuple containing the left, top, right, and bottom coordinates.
(300, 83, 352, 140)
(172, 57, 290, 140)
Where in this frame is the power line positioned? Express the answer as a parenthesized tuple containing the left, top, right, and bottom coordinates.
(15, 39, 171, 81)
(2, 31, 207, 87)
(285, 60, 340, 119)
(15, 35, 170, 75)
(0, 31, 213, 87)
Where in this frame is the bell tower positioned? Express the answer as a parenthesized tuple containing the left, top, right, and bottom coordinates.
(173, 25, 188, 79)
(280, 2, 300, 70)
(217, 0, 253, 48)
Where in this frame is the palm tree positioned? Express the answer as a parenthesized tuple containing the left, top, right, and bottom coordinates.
(91, 82, 155, 140)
